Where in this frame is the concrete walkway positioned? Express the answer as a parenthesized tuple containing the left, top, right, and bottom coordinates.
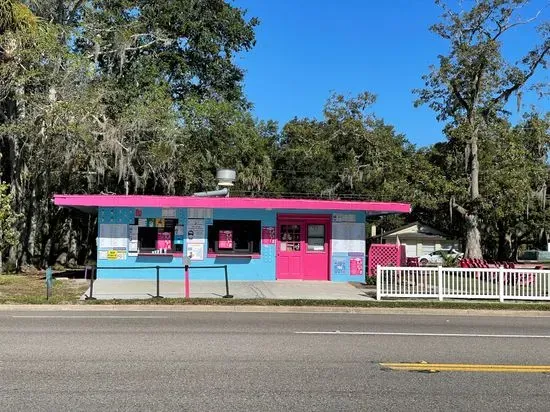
(83, 279, 374, 301)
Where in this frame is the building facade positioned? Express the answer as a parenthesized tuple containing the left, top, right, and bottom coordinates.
(54, 195, 410, 282)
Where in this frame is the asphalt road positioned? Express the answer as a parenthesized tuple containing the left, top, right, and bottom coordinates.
(2, 309, 550, 411)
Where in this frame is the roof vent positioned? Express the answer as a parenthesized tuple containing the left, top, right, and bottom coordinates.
(216, 169, 236, 187)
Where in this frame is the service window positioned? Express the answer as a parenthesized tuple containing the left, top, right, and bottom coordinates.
(208, 220, 261, 255)
(135, 218, 182, 253)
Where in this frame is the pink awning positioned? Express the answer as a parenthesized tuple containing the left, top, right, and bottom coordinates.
(53, 194, 411, 213)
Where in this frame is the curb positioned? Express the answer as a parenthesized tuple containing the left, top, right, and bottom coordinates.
(1, 304, 550, 317)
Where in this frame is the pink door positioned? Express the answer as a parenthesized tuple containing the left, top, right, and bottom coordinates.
(276, 216, 330, 280)
(276, 222, 303, 279)
(302, 221, 330, 280)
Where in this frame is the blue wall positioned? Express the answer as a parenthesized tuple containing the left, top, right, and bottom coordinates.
(96, 207, 366, 282)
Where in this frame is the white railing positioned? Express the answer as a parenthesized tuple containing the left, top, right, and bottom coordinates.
(376, 266, 550, 302)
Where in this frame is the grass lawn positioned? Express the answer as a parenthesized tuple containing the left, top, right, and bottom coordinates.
(0, 274, 89, 304)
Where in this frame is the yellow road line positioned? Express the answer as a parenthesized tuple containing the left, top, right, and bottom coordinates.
(380, 362, 550, 373)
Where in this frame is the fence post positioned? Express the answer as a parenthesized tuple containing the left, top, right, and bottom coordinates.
(152, 266, 163, 299)
(499, 266, 504, 302)
(223, 265, 233, 298)
(45, 267, 53, 300)
(85, 266, 97, 300)
(437, 266, 443, 301)
(376, 265, 381, 301)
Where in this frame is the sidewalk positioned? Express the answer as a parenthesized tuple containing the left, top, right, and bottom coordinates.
(83, 279, 375, 301)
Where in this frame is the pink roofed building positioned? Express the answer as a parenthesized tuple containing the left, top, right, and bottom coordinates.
(54, 194, 410, 282)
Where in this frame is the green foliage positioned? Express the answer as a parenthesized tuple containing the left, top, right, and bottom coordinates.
(0, 0, 548, 269)
(442, 254, 460, 268)
(0, 183, 20, 252)
(414, 0, 549, 258)
(0, 0, 264, 267)
(271, 92, 450, 225)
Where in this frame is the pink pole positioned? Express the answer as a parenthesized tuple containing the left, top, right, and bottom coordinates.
(184, 266, 190, 299)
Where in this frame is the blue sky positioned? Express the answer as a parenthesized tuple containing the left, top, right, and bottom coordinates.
(233, 0, 549, 147)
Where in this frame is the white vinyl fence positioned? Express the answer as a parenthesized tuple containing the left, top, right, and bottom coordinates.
(376, 266, 550, 302)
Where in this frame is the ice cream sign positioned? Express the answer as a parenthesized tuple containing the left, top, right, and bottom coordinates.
(218, 230, 233, 249)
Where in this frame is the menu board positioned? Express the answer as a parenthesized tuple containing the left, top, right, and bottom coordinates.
(187, 218, 205, 241)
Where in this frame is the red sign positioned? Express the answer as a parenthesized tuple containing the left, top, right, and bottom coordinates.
(262, 226, 276, 245)
(219, 230, 233, 249)
(350, 257, 363, 276)
(135, 209, 142, 217)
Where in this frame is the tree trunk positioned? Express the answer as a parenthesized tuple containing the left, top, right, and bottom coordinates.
(464, 212, 483, 259)
(463, 116, 483, 259)
(469, 134, 479, 199)
(21, 187, 38, 266)
(7, 84, 26, 269)
(497, 225, 512, 261)
(7, 135, 22, 269)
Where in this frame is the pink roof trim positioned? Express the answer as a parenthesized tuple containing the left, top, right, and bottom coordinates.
(53, 194, 411, 213)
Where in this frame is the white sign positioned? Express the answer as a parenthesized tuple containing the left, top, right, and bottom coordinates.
(188, 208, 213, 219)
(332, 214, 356, 223)
(186, 242, 205, 261)
(162, 208, 177, 218)
(99, 224, 128, 249)
(331, 222, 365, 254)
(187, 218, 205, 241)
(128, 224, 139, 254)
(128, 225, 138, 240)
(128, 241, 139, 254)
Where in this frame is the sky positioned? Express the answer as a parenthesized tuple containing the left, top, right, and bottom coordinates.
(233, 0, 549, 147)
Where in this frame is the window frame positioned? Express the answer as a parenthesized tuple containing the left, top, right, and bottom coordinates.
(208, 220, 262, 255)
(135, 218, 182, 254)
(306, 223, 326, 252)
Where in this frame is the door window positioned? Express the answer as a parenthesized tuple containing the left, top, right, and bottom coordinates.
(307, 224, 325, 251)
(280, 224, 301, 251)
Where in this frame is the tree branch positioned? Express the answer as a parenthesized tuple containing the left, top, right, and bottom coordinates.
(67, 0, 85, 24)
(451, 79, 470, 112)
(493, 9, 544, 42)
(451, 196, 468, 217)
(491, 43, 550, 106)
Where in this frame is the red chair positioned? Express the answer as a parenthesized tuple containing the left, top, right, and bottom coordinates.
(407, 257, 419, 267)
